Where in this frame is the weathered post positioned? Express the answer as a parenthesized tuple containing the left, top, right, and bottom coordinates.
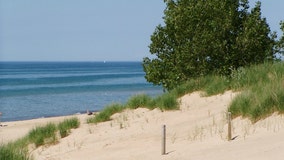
(162, 125, 166, 155)
(228, 112, 232, 141)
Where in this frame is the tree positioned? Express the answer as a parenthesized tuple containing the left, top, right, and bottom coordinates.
(277, 21, 284, 55)
(143, 0, 276, 90)
(235, 2, 276, 66)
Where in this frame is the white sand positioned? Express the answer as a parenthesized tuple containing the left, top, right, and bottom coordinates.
(1, 91, 284, 160)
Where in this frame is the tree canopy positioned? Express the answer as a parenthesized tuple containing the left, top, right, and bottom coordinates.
(143, 0, 280, 90)
(277, 21, 284, 55)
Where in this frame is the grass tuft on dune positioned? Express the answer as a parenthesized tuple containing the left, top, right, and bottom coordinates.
(0, 117, 80, 160)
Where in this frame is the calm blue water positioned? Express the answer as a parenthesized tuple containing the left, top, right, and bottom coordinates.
(0, 62, 162, 122)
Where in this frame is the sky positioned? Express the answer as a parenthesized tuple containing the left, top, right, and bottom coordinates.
(0, 0, 283, 62)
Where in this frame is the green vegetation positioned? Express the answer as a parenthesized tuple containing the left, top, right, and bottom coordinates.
(153, 92, 178, 110)
(143, 0, 283, 90)
(141, 0, 284, 122)
(2, 1, 284, 158)
(28, 123, 57, 147)
(88, 62, 284, 124)
(87, 92, 179, 124)
(58, 117, 80, 138)
(228, 63, 284, 121)
(0, 142, 29, 160)
(126, 93, 178, 110)
(87, 103, 124, 124)
(276, 21, 284, 55)
(126, 94, 153, 109)
(171, 62, 284, 122)
(0, 117, 80, 160)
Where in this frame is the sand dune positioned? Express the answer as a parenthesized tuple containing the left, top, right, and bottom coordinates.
(1, 91, 284, 160)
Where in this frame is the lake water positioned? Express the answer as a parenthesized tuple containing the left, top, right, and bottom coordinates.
(0, 62, 162, 122)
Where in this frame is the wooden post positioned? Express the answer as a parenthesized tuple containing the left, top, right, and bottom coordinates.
(228, 112, 232, 141)
(162, 125, 166, 155)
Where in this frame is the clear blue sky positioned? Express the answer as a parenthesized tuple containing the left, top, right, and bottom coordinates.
(0, 0, 283, 62)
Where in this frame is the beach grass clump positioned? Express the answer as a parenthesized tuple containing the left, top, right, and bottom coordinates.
(87, 103, 125, 124)
(58, 117, 80, 138)
(0, 117, 80, 160)
(229, 84, 284, 122)
(172, 79, 201, 97)
(126, 94, 153, 109)
(173, 74, 230, 97)
(229, 90, 254, 118)
(230, 63, 273, 90)
(27, 123, 57, 147)
(228, 62, 284, 121)
(12, 136, 30, 149)
(253, 82, 284, 121)
(87, 92, 180, 124)
(203, 75, 230, 95)
(153, 92, 179, 110)
(0, 142, 29, 160)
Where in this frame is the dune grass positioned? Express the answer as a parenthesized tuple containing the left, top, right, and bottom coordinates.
(87, 92, 179, 124)
(228, 63, 284, 121)
(87, 103, 125, 124)
(126, 94, 153, 109)
(28, 123, 57, 147)
(0, 142, 29, 160)
(173, 62, 284, 122)
(153, 92, 179, 110)
(125, 93, 178, 110)
(0, 117, 80, 160)
(58, 117, 80, 138)
(88, 62, 284, 124)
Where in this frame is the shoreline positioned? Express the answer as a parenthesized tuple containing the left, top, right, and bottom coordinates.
(0, 110, 98, 123)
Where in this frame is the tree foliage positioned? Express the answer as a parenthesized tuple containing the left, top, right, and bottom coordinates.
(277, 21, 284, 55)
(143, 0, 277, 90)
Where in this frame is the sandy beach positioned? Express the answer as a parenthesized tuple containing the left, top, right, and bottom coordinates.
(1, 91, 284, 160)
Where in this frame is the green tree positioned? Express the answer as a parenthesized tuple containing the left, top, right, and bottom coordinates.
(143, 0, 276, 90)
(277, 21, 284, 55)
(235, 2, 276, 66)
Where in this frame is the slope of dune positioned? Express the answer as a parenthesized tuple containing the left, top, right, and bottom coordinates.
(1, 91, 284, 160)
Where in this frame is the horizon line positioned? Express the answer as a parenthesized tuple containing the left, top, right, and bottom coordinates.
(0, 60, 143, 63)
